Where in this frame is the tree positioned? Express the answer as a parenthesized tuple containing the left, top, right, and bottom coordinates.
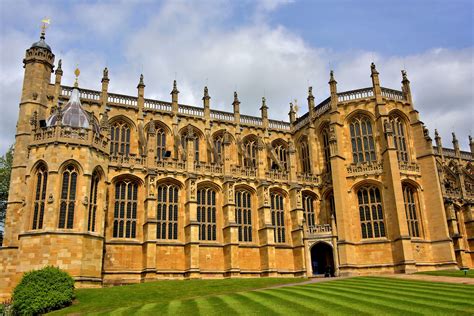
(0, 145, 13, 245)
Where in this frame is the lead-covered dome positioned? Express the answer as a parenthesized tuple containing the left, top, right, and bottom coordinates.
(47, 88, 99, 132)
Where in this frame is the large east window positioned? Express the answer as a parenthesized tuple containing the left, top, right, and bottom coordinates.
(197, 187, 217, 241)
(350, 115, 376, 163)
(58, 165, 77, 229)
(32, 163, 48, 230)
(235, 190, 252, 242)
(113, 180, 138, 238)
(358, 186, 385, 239)
(403, 185, 420, 237)
(271, 192, 286, 243)
(157, 184, 179, 240)
(110, 121, 131, 156)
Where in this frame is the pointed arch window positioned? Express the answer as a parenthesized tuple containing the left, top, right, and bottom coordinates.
(302, 193, 316, 227)
(110, 121, 131, 156)
(156, 127, 167, 161)
(235, 190, 252, 242)
(300, 138, 311, 173)
(181, 130, 200, 162)
(32, 164, 48, 230)
(214, 134, 224, 164)
(403, 185, 420, 237)
(322, 127, 331, 172)
(273, 142, 289, 170)
(358, 186, 385, 239)
(113, 180, 138, 238)
(197, 187, 217, 241)
(87, 170, 100, 232)
(157, 184, 179, 240)
(271, 192, 286, 243)
(350, 115, 376, 163)
(58, 165, 78, 229)
(243, 138, 258, 168)
(390, 115, 408, 162)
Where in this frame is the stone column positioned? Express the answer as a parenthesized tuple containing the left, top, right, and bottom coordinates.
(257, 182, 277, 276)
(143, 172, 157, 280)
(222, 179, 240, 276)
(289, 185, 306, 277)
(184, 176, 200, 277)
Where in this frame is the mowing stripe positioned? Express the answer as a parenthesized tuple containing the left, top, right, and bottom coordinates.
(220, 292, 276, 315)
(166, 300, 183, 315)
(249, 290, 321, 315)
(198, 295, 240, 315)
(273, 287, 372, 315)
(175, 298, 200, 314)
(313, 283, 473, 314)
(259, 289, 331, 315)
(360, 277, 474, 292)
(321, 281, 474, 310)
(292, 284, 439, 315)
(340, 278, 474, 301)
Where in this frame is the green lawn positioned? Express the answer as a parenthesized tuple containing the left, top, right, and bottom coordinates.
(50, 277, 474, 315)
(415, 269, 474, 278)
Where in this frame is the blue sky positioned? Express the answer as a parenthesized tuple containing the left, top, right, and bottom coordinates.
(0, 0, 473, 154)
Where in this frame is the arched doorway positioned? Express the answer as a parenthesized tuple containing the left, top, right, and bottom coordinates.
(310, 242, 334, 276)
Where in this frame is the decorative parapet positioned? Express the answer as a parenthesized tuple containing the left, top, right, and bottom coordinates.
(194, 162, 223, 175)
(306, 224, 332, 238)
(240, 114, 263, 126)
(61, 86, 100, 103)
(268, 119, 291, 131)
(337, 87, 374, 102)
(110, 155, 145, 166)
(107, 93, 138, 107)
(155, 159, 186, 171)
(144, 99, 172, 112)
(178, 104, 204, 117)
(346, 161, 383, 178)
(230, 165, 257, 178)
(381, 87, 404, 101)
(32, 126, 108, 153)
(265, 170, 289, 181)
(399, 161, 421, 176)
(296, 172, 320, 185)
(210, 109, 234, 122)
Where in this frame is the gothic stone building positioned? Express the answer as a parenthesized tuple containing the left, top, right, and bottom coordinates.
(1, 31, 473, 299)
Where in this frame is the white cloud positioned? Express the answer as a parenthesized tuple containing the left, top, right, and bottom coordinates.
(0, 0, 472, 155)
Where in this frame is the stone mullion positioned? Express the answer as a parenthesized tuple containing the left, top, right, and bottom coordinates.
(184, 176, 200, 277)
(257, 182, 276, 276)
(289, 185, 305, 276)
(222, 180, 240, 276)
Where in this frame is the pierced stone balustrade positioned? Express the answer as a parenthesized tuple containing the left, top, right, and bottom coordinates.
(32, 126, 108, 153)
(337, 87, 374, 102)
(398, 161, 421, 175)
(346, 161, 383, 178)
(194, 162, 223, 175)
(296, 172, 320, 185)
(110, 155, 145, 166)
(155, 159, 186, 171)
(266, 169, 289, 181)
(230, 165, 257, 178)
(210, 109, 234, 122)
(306, 224, 332, 238)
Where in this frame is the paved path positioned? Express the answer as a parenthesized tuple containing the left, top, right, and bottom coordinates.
(382, 274, 474, 285)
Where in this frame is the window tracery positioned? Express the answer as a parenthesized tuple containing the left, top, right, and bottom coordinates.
(32, 164, 48, 230)
(157, 184, 179, 240)
(350, 115, 376, 163)
(113, 180, 138, 238)
(58, 165, 78, 229)
(357, 186, 385, 239)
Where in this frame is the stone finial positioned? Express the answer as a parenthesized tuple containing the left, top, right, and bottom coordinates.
(261, 97, 268, 109)
(469, 135, 474, 154)
(329, 70, 336, 82)
(308, 86, 314, 98)
(434, 129, 440, 138)
(171, 80, 179, 94)
(233, 91, 239, 103)
(55, 59, 63, 75)
(103, 67, 109, 79)
(138, 73, 145, 88)
(402, 69, 409, 81)
(452, 132, 458, 143)
(203, 86, 210, 100)
(288, 102, 296, 124)
(371, 62, 378, 75)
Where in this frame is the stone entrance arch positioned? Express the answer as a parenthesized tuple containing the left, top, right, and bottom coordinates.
(310, 242, 334, 276)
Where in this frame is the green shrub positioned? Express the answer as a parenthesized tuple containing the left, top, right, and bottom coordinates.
(12, 266, 74, 315)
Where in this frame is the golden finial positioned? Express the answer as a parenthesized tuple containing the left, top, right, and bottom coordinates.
(74, 66, 80, 87)
(40, 18, 50, 39)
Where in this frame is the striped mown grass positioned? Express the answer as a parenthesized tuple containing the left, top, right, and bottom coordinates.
(51, 277, 474, 315)
(415, 269, 474, 278)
